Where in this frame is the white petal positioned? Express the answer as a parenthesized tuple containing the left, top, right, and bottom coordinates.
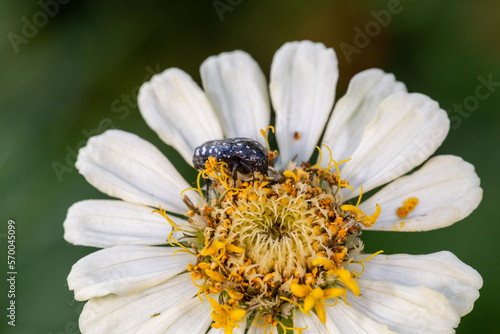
(64, 199, 193, 248)
(321, 69, 406, 165)
(76, 129, 199, 215)
(350, 279, 460, 334)
(247, 323, 278, 334)
(324, 301, 395, 334)
(359, 155, 482, 231)
(341, 92, 450, 200)
(137, 297, 212, 334)
(80, 273, 197, 333)
(201, 50, 270, 142)
(138, 68, 223, 164)
(293, 309, 330, 334)
(354, 251, 482, 316)
(68, 245, 195, 301)
(271, 40, 338, 166)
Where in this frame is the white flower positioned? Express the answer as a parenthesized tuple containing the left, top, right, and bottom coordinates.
(64, 40, 483, 334)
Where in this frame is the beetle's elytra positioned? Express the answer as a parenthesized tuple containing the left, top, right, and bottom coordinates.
(193, 137, 269, 179)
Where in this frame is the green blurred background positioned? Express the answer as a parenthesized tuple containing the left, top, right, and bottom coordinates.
(1, 0, 499, 333)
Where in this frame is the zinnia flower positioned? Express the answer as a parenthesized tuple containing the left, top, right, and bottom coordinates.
(64, 40, 483, 333)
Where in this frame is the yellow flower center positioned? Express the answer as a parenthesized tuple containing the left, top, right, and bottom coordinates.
(157, 145, 383, 333)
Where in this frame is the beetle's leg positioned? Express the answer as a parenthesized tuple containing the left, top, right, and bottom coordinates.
(204, 177, 211, 197)
(232, 163, 239, 183)
(235, 162, 256, 186)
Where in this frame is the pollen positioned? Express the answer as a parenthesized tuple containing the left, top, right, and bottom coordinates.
(397, 197, 419, 218)
(159, 145, 382, 331)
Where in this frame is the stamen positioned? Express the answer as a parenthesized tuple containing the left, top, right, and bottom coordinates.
(172, 248, 189, 257)
(312, 257, 335, 270)
(280, 296, 309, 315)
(252, 318, 266, 328)
(323, 145, 335, 170)
(181, 169, 206, 200)
(208, 297, 246, 333)
(341, 289, 351, 305)
(358, 250, 384, 263)
(191, 278, 204, 288)
(277, 319, 307, 334)
(351, 250, 384, 275)
(322, 298, 338, 307)
(152, 206, 195, 255)
(341, 203, 381, 228)
(283, 170, 298, 183)
(196, 285, 205, 301)
(260, 125, 275, 153)
(309, 146, 324, 170)
(328, 268, 360, 297)
(355, 185, 363, 207)
(309, 144, 353, 191)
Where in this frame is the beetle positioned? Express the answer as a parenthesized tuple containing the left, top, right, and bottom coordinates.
(192, 137, 269, 181)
